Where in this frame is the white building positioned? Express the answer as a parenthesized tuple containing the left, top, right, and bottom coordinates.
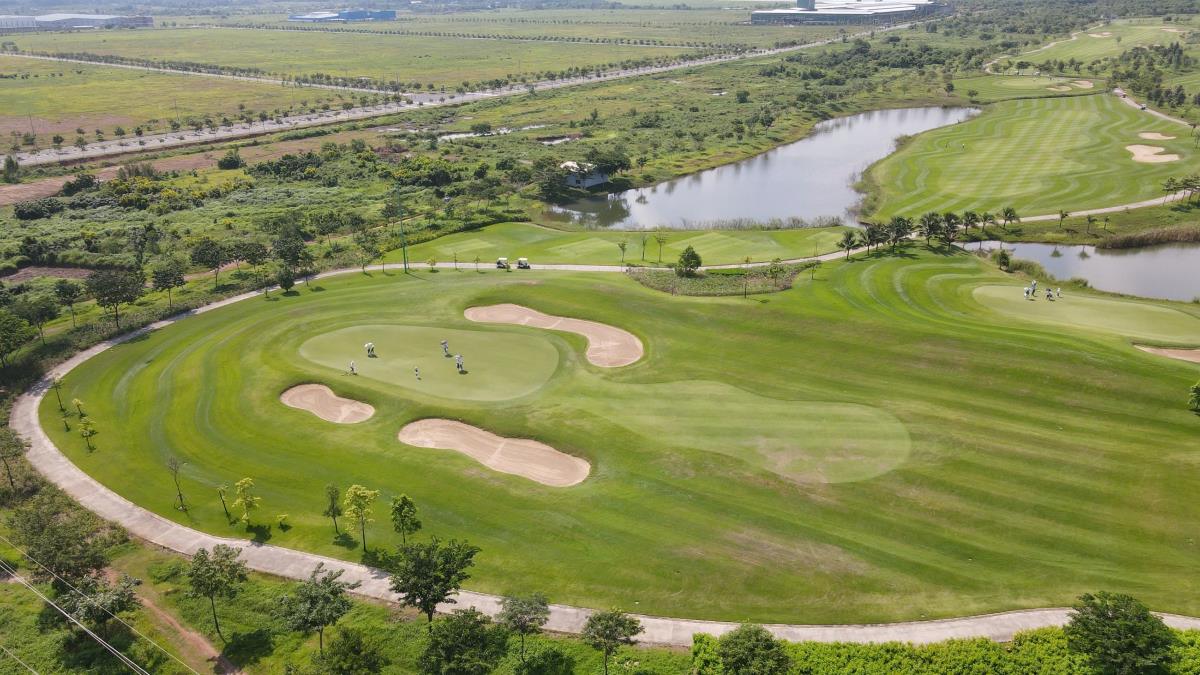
(561, 161, 610, 189)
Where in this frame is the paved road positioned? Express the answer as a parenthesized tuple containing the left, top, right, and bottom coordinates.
(9, 21, 922, 167)
(12, 261, 1200, 646)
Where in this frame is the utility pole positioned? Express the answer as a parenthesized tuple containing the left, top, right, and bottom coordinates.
(395, 192, 409, 272)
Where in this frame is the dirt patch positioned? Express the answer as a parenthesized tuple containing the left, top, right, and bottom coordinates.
(280, 384, 374, 424)
(465, 303, 643, 367)
(398, 418, 589, 487)
(1071, 80, 1095, 89)
(1, 266, 92, 282)
(1136, 345, 1200, 364)
(1046, 85, 1073, 92)
(1126, 144, 1181, 163)
(1089, 31, 1113, 37)
(1139, 132, 1177, 141)
(1163, 28, 1187, 34)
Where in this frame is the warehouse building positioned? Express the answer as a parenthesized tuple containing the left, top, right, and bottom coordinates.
(751, 0, 943, 25)
(288, 9, 397, 22)
(0, 13, 153, 32)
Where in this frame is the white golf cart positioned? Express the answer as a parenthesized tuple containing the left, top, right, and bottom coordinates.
(496, 257, 510, 269)
(516, 257, 531, 269)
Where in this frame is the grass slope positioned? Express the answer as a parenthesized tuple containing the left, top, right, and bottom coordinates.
(40, 250, 1200, 624)
(867, 94, 1192, 218)
(1018, 19, 1190, 67)
(401, 222, 850, 267)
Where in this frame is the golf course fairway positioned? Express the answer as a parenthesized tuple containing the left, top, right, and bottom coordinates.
(42, 250, 1200, 624)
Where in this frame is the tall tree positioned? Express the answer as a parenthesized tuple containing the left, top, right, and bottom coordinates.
(10, 294, 58, 346)
(0, 428, 27, 491)
(421, 609, 510, 675)
(166, 457, 187, 511)
(837, 230, 857, 259)
(1065, 591, 1177, 675)
(1058, 210, 1070, 229)
(582, 610, 643, 675)
(58, 573, 141, 640)
(186, 544, 248, 642)
(7, 491, 108, 589)
(343, 485, 379, 552)
(887, 216, 912, 252)
(918, 212, 942, 246)
(653, 231, 669, 263)
(85, 269, 144, 328)
(389, 536, 481, 624)
(276, 563, 361, 655)
(499, 593, 551, 664)
(151, 257, 186, 311)
(1001, 206, 1020, 230)
(323, 483, 343, 534)
(53, 279, 84, 328)
(190, 238, 227, 289)
(676, 246, 701, 277)
(0, 310, 34, 367)
(390, 494, 421, 544)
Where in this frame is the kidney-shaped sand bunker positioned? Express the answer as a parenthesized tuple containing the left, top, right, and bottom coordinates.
(398, 419, 590, 487)
(281, 384, 375, 424)
(465, 303, 643, 367)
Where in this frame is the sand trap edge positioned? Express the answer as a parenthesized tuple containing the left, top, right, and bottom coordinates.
(398, 418, 590, 487)
(1135, 345, 1200, 364)
(464, 303, 644, 368)
(281, 384, 375, 424)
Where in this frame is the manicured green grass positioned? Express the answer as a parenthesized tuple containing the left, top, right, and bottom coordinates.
(0, 54, 342, 137)
(401, 222, 851, 266)
(952, 74, 1098, 103)
(867, 94, 1193, 218)
(9, 28, 691, 88)
(41, 249, 1200, 624)
(1017, 19, 1192, 67)
(973, 284, 1200, 344)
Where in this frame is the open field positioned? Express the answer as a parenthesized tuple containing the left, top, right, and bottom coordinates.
(7, 27, 695, 88)
(41, 249, 1200, 624)
(0, 54, 343, 138)
(401, 222, 851, 266)
(191, 8, 838, 49)
(952, 74, 1099, 102)
(866, 93, 1193, 218)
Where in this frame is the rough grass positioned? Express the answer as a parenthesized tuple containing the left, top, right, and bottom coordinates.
(9, 28, 694, 88)
(38, 249, 1200, 624)
(1095, 224, 1200, 249)
(866, 94, 1193, 218)
(625, 262, 817, 296)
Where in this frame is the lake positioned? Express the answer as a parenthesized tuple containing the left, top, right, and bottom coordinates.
(548, 106, 979, 230)
(981, 241, 1200, 302)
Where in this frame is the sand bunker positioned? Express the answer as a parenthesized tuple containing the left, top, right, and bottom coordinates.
(398, 419, 589, 487)
(1163, 28, 1187, 34)
(1072, 80, 1094, 89)
(1047, 85, 1073, 92)
(281, 384, 374, 424)
(1139, 132, 1177, 140)
(465, 304, 643, 367)
(1089, 31, 1112, 37)
(1126, 145, 1181, 163)
(1136, 345, 1200, 364)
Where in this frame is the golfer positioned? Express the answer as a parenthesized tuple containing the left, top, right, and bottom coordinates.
(441, 340, 450, 357)
(414, 366, 420, 380)
(455, 354, 464, 373)
(349, 360, 357, 375)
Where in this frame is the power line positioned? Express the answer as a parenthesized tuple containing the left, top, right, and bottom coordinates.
(0, 558, 149, 675)
(0, 533, 197, 675)
(0, 639, 39, 675)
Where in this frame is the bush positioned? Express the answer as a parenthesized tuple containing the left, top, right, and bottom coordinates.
(217, 149, 245, 170)
(13, 198, 64, 220)
(717, 625, 790, 675)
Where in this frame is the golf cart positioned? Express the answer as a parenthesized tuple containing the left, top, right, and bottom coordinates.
(516, 257, 531, 269)
(496, 257, 510, 269)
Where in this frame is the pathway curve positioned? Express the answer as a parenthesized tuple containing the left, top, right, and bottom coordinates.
(9, 20, 922, 168)
(11, 261, 1200, 646)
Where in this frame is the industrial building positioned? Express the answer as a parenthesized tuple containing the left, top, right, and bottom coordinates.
(751, 0, 943, 25)
(287, 9, 397, 22)
(0, 13, 152, 32)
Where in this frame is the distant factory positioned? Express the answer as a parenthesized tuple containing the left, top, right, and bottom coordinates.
(0, 13, 153, 32)
(751, 0, 943, 25)
(287, 9, 397, 22)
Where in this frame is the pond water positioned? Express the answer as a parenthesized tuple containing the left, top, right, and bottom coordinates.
(980, 241, 1200, 302)
(547, 106, 978, 230)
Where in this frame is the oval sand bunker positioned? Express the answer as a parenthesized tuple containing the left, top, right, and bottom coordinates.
(281, 384, 375, 424)
(465, 304, 643, 367)
(1135, 345, 1200, 364)
(399, 419, 589, 487)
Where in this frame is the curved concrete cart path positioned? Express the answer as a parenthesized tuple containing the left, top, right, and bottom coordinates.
(11, 263, 1200, 646)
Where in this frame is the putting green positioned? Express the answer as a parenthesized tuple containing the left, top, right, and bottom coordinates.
(40, 252, 1200, 623)
(868, 95, 1191, 217)
(588, 381, 909, 484)
(972, 285, 1200, 344)
(299, 325, 559, 402)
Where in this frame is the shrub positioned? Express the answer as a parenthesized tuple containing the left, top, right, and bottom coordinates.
(13, 198, 64, 220)
(217, 148, 245, 170)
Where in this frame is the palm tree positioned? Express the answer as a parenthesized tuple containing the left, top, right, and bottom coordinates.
(1001, 207, 1019, 230)
(1163, 177, 1179, 204)
(1057, 210, 1070, 229)
(981, 212, 996, 236)
(918, 212, 942, 246)
(962, 211, 980, 235)
(837, 230, 857, 259)
(887, 216, 912, 252)
(1085, 215, 1098, 234)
